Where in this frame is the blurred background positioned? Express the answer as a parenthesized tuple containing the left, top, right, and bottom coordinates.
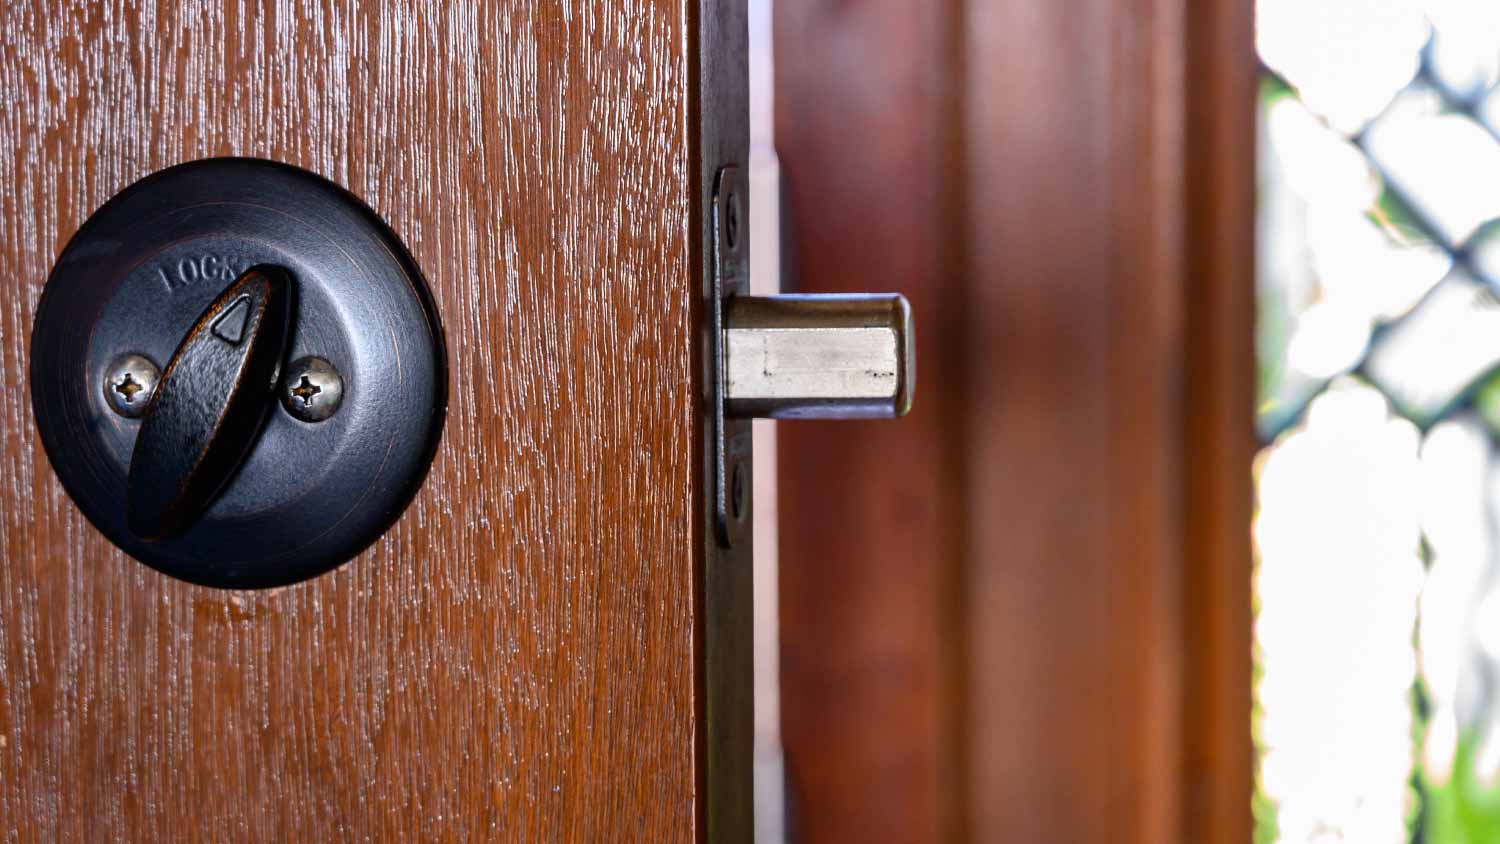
(1255, 1, 1500, 842)
(750, 0, 1500, 842)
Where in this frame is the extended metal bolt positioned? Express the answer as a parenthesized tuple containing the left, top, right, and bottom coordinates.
(280, 356, 344, 423)
(103, 353, 160, 419)
(724, 294, 914, 419)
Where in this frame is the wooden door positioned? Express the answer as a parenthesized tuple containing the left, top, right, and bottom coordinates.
(0, 2, 750, 840)
(773, 0, 1256, 841)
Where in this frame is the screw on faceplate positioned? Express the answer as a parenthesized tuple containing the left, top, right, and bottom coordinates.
(103, 353, 160, 419)
(280, 356, 344, 423)
(725, 189, 742, 252)
(730, 460, 746, 521)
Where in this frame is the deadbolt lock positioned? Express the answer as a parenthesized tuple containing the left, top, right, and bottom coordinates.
(707, 167, 914, 547)
(30, 158, 446, 588)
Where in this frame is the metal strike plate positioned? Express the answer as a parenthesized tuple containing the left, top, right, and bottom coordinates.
(711, 167, 752, 548)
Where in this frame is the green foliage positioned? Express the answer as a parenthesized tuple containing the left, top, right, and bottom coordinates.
(1253, 787, 1280, 844)
(1369, 186, 1428, 245)
(1422, 731, 1500, 843)
(1261, 74, 1297, 106)
(1474, 369, 1500, 436)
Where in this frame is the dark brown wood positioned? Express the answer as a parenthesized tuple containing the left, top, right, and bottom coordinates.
(1181, 0, 1258, 839)
(0, 2, 740, 840)
(773, 2, 963, 842)
(774, 0, 1255, 840)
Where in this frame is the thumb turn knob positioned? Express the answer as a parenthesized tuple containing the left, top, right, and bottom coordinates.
(127, 266, 292, 540)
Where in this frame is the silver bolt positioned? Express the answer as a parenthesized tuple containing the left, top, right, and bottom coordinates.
(103, 353, 160, 419)
(280, 356, 344, 423)
(723, 294, 914, 419)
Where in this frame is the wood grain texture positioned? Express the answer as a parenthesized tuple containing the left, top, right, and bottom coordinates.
(775, 0, 1255, 840)
(0, 1, 708, 840)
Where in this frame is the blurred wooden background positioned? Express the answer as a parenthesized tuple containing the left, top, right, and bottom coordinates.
(772, 0, 1257, 841)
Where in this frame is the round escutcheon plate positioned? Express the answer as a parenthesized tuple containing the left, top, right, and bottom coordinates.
(30, 158, 447, 588)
